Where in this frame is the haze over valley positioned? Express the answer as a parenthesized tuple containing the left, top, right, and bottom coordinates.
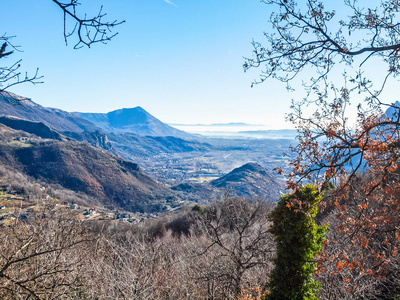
(0, 92, 294, 216)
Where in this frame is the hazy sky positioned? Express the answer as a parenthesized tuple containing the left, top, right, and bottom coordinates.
(0, 1, 332, 128)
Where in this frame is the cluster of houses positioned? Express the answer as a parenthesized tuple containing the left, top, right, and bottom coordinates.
(62, 201, 154, 223)
(0, 184, 168, 226)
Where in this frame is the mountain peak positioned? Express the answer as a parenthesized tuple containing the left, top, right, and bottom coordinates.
(236, 162, 266, 173)
(77, 106, 192, 138)
(210, 162, 285, 200)
(106, 106, 153, 127)
(109, 106, 147, 114)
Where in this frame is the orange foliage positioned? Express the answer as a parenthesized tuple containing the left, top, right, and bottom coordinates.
(237, 285, 267, 300)
(287, 96, 400, 293)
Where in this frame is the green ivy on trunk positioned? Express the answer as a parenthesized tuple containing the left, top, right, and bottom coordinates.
(267, 184, 327, 300)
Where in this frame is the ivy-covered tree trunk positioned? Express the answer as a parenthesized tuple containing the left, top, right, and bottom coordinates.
(267, 185, 327, 300)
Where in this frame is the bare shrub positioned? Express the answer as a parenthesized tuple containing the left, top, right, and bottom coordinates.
(0, 205, 94, 299)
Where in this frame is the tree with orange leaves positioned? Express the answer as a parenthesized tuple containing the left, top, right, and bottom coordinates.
(245, 0, 400, 297)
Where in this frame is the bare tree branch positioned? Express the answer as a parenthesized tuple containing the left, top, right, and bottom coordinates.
(0, 1, 124, 104)
(51, 0, 125, 49)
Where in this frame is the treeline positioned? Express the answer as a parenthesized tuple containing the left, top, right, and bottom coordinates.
(1, 190, 400, 299)
(0, 198, 274, 299)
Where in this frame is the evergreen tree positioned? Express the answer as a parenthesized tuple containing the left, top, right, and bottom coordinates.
(267, 185, 327, 300)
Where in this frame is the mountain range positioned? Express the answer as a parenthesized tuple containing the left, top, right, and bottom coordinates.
(0, 92, 286, 212)
(0, 92, 192, 139)
(0, 92, 210, 158)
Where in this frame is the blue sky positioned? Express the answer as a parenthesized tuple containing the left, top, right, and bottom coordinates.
(1, 1, 303, 128)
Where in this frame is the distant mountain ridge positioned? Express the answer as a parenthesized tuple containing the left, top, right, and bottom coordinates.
(0, 92, 101, 133)
(0, 92, 194, 140)
(0, 92, 215, 162)
(76, 107, 192, 138)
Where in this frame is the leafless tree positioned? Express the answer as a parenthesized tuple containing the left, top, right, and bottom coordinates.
(245, 2, 400, 296)
(0, 36, 42, 102)
(51, 0, 125, 49)
(86, 230, 192, 300)
(79, 198, 276, 299)
(243, 0, 400, 187)
(315, 176, 400, 300)
(244, 0, 400, 95)
(1, 1, 124, 101)
(0, 204, 94, 299)
(190, 197, 275, 299)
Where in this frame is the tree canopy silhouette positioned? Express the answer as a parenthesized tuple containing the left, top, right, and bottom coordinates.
(245, 0, 400, 295)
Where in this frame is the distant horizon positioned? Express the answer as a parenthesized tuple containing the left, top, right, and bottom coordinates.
(170, 123, 296, 130)
(172, 123, 297, 138)
(169, 122, 264, 127)
(43, 97, 296, 130)
(1, 91, 296, 131)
